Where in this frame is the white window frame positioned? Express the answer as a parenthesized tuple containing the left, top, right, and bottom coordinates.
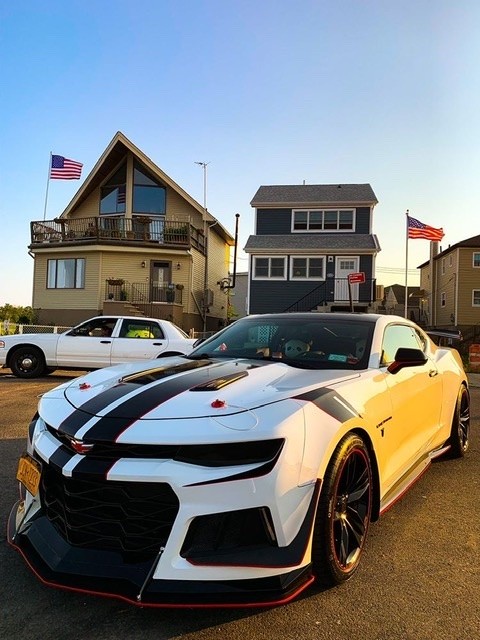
(473, 252, 480, 268)
(47, 258, 85, 289)
(290, 255, 326, 280)
(252, 256, 287, 280)
(472, 290, 480, 306)
(291, 209, 355, 233)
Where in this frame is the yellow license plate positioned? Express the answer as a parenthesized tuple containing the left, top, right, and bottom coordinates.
(16, 454, 42, 496)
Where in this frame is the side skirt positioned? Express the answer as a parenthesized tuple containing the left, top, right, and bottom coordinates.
(379, 456, 431, 515)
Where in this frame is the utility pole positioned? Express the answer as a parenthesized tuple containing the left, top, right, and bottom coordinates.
(195, 161, 209, 333)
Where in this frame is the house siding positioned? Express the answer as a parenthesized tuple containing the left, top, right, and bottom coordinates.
(457, 249, 480, 324)
(256, 206, 372, 235)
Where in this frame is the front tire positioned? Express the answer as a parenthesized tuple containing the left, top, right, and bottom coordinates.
(9, 346, 46, 378)
(312, 433, 372, 587)
(448, 385, 470, 458)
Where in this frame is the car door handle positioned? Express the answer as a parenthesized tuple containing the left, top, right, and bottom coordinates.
(100, 340, 112, 344)
(429, 369, 438, 377)
(152, 342, 164, 346)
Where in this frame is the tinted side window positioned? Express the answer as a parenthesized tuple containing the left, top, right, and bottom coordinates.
(380, 325, 424, 365)
(120, 320, 164, 339)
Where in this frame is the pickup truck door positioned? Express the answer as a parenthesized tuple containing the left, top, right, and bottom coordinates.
(110, 319, 167, 364)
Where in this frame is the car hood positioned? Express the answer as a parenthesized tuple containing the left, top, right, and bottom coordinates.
(48, 357, 360, 421)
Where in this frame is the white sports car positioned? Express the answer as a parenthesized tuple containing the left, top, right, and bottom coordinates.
(8, 313, 469, 608)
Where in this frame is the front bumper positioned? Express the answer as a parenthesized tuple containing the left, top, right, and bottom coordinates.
(8, 488, 318, 608)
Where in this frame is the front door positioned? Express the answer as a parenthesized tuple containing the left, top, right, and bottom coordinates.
(334, 256, 359, 302)
(150, 261, 171, 302)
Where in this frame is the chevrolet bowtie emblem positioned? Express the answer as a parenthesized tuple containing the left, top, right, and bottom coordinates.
(69, 438, 94, 454)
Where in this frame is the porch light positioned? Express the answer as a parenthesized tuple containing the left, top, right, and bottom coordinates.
(141, 261, 146, 268)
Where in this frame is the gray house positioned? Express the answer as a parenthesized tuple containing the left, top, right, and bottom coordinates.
(245, 184, 380, 314)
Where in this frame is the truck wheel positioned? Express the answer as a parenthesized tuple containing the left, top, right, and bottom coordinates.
(10, 346, 47, 378)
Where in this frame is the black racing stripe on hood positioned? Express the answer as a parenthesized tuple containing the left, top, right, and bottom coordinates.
(58, 359, 214, 438)
(66, 361, 256, 443)
(295, 388, 359, 422)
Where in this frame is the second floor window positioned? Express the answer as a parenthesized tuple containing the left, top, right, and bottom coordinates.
(133, 161, 166, 215)
(441, 292, 446, 307)
(290, 257, 325, 279)
(473, 290, 480, 306)
(473, 252, 480, 268)
(253, 257, 286, 279)
(47, 258, 85, 289)
(100, 164, 127, 215)
(292, 209, 354, 232)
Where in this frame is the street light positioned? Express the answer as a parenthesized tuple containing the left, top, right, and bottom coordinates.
(195, 161, 209, 333)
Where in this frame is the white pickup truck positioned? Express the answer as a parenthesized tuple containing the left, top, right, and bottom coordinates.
(0, 315, 197, 378)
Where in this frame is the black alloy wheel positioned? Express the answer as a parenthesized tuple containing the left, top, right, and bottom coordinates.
(312, 433, 372, 586)
(449, 385, 470, 458)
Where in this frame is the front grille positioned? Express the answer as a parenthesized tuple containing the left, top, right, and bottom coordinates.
(41, 466, 179, 561)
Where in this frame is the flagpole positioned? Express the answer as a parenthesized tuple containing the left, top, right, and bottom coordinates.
(405, 210, 409, 319)
(42, 152, 52, 221)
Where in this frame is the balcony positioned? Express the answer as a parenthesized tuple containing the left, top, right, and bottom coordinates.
(30, 216, 206, 253)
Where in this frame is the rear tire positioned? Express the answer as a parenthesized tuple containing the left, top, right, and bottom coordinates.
(448, 385, 470, 458)
(312, 433, 372, 587)
(9, 346, 46, 378)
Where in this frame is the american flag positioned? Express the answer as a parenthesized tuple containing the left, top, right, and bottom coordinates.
(50, 155, 83, 180)
(407, 216, 444, 241)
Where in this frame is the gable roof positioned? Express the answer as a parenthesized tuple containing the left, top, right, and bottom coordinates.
(384, 284, 421, 306)
(58, 131, 234, 244)
(418, 234, 480, 268)
(251, 184, 378, 208)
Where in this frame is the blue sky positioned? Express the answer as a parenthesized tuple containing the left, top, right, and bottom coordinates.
(1, 0, 479, 306)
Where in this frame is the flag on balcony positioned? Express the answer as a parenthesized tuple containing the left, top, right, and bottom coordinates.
(50, 155, 83, 180)
(407, 215, 444, 241)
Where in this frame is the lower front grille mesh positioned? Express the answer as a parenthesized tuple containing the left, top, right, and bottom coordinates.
(41, 466, 179, 561)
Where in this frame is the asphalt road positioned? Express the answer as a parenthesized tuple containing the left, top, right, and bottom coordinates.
(0, 370, 478, 640)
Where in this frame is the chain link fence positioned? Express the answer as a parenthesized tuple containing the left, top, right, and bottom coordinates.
(1, 322, 72, 336)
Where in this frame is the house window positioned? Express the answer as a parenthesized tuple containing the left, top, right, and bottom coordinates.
(100, 164, 127, 215)
(133, 161, 166, 215)
(290, 256, 325, 280)
(473, 290, 480, 306)
(441, 292, 446, 307)
(253, 257, 286, 279)
(292, 209, 354, 232)
(473, 252, 480, 268)
(47, 259, 85, 289)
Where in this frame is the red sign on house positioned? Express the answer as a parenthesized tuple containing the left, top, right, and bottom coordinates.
(347, 272, 366, 284)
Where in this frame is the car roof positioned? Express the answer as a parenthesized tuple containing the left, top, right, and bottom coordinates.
(241, 313, 381, 323)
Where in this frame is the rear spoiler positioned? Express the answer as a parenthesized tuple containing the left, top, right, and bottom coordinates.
(426, 329, 463, 346)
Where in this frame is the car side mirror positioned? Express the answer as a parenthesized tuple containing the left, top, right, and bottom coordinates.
(387, 348, 428, 374)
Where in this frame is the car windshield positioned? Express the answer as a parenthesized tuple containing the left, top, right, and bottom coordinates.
(188, 315, 374, 370)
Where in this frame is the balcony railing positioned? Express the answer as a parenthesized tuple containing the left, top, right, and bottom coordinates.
(105, 280, 184, 305)
(30, 216, 205, 253)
